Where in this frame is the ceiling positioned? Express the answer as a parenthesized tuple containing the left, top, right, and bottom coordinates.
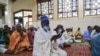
(37, 0, 51, 3)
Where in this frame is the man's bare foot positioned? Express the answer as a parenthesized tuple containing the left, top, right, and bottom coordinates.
(5, 50, 14, 54)
(14, 51, 18, 54)
(27, 47, 32, 51)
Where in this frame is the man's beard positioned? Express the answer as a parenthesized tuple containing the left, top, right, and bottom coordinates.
(17, 29, 23, 37)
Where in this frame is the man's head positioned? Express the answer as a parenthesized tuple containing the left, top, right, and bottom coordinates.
(16, 24, 22, 32)
(78, 28, 80, 31)
(55, 25, 64, 34)
(4, 25, 9, 29)
(55, 25, 64, 30)
(87, 26, 92, 33)
(95, 26, 100, 33)
(93, 25, 99, 30)
(41, 16, 50, 31)
(30, 27, 34, 31)
(12, 26, 15, 31)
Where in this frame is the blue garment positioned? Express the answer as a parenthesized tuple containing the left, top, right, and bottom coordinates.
(92, 33, 100, 56)
(16, 23, 21, 28)
(83, 30, 91, 41)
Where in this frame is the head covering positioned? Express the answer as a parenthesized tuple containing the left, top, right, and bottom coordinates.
(16, 23, 21, 28)
(41, 16, 49, 24)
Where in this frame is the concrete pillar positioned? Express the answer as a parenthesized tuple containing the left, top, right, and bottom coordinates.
(78, 0, 84, 18)
(5, 0, 12, 27)
(53, 0, 58, 20)
(32, 0, 37, 22)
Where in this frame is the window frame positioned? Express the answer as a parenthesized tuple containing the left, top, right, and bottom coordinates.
(37, 0, 53, 20)
(58, 0, 78, 18)
(84, 0, 100, 16)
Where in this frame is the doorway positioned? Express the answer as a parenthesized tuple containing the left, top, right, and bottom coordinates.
(13, 9, 32, 28)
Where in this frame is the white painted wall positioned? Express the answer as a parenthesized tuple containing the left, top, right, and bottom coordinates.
(0, 0, 7, 26)
(33, 18, 100, 34)
(5, 0, 12, 27)
(0, 0, 12, 27)
(12, 0, 32, 12)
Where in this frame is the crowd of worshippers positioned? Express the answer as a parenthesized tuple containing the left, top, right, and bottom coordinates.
(0, 17, 100, 56)
(33, 16, 100, 56)
(0, 24, 36, 54)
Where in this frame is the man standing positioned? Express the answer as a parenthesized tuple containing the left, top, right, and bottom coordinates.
(91, 26, 100, 56)
(33, 16, 67, 56)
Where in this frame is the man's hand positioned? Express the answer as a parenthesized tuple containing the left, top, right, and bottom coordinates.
(51, 35, 57, 41)
(63, 42, 71, 47)
(51, 34, 62, 41)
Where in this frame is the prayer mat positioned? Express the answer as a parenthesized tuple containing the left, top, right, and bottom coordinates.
(64, 44, 91, 56)
(0, 51, 32, 56)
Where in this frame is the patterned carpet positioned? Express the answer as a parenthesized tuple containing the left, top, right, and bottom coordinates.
(0, 51, 32, 56)
(0, 44, 91, 56)
(64, 44, 91, 56)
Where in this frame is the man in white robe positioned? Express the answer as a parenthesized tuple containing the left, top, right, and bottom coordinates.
(33, 16, 67, 56)
(61, 31, 73, 44)
(56, 30, 73, 47)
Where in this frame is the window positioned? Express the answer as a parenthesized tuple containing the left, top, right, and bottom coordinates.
(84, 0, 100, 16)
(58, 0, 78, 18)
(37, 0, 53, 19)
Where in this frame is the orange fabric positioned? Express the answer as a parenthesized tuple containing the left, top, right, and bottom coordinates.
(8, 30, 30, 51)
(8, 31, 20, 50)
(18, 33, 30, 48)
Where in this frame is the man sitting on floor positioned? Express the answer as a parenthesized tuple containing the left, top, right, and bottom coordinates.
(57, 28, 74, 48)
(75, 27, 82, 40)
(8, 24, 31, 54)
(83, 26, 92, 45)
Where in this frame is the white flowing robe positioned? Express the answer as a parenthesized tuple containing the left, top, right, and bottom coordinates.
(61, 32, 73, 44)
(0, 45, 7, 53)
(33, 28, 67, 56)
(51, 40, 67, 56)
(33, 28, 51, 56)
(53, 31, 73, 46)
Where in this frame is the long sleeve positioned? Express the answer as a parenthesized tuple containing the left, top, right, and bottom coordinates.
(83, 30, 91, 40)
(91, 30, 97, 39)
(35, 32, 50, 45)
(8, 31, 20, 50)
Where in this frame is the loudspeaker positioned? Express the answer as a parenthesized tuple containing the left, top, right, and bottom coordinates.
(1, 8, 5, 16)
(11, 0, 16, 2)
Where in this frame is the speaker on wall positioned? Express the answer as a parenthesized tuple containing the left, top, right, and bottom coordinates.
(1, 8, 5, 16)
(19, 17, 23, 23)
(11, 0, 16, 2)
